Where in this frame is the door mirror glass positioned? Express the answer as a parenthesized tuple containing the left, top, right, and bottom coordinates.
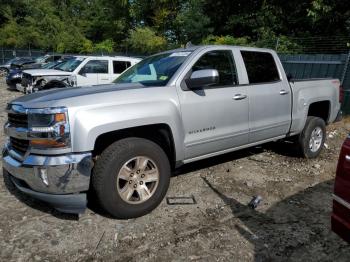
(79, 67, 86, 76)
(186, 69, 219, 89)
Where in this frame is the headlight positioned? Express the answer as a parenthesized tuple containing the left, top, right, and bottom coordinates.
(28, 107, 70, 149)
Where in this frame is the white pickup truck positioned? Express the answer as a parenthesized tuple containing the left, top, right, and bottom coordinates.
(17, 56, 141, 93)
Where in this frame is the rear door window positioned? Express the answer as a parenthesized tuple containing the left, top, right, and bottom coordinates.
(241, 51, 280, 84)
(113, 61, 132, 74)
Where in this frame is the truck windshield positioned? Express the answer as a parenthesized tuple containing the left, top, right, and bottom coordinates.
(114, 52, 192, 86)
(56, 57, 85, 72)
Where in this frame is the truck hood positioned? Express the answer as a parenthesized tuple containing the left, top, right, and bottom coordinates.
(23, 69, 72, 76)
(10, 83, 147, 108)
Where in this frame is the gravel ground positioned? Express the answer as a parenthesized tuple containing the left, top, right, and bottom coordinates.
(1, 78, 350, 261)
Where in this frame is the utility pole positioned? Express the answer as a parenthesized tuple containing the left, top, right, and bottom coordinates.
(275, 37, 280, 52)
(1, 46, 4, 64)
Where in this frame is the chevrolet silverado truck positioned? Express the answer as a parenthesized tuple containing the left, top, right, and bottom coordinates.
(17, 56, 141, 93)
(3, 45, 342, 218)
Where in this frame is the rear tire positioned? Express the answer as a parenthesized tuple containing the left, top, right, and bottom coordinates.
(297, 116, 326, 158)
(91, 137, 171, 219)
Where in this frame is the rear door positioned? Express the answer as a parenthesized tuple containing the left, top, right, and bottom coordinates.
(240, 51, 292, 142)
(178, 49, 249, 160)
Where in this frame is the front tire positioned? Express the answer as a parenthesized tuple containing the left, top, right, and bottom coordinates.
(298, 116, 326, 158)
(91, 137, 171, 219)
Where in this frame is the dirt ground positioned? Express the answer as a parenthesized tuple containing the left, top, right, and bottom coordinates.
(0, 78, 350, 262)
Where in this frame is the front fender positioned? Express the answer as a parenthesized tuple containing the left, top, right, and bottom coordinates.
(70, 100, 185, 161)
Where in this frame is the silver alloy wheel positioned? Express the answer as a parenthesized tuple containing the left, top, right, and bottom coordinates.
(117, 156, 159, 204)
(309, 126, 323, 152)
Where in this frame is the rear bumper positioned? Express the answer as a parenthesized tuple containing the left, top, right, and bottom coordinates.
(2, 145, 93, 214)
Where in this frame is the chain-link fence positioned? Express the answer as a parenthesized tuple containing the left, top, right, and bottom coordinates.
(0, 47, 47, 64)
(0, 47, 144, 64)
(263, 36, 350, 54)
(278, 52, 350, 113)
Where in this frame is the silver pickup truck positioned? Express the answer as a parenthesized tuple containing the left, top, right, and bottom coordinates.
(3, 45, 342, 218)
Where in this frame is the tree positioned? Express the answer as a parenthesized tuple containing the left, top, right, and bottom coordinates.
(202, 35, 250, 46)
(0, 0, 349, 54)
(126, 26, 167, 54)
(94, 39, 114, 54)
(174, 0, 212, 45)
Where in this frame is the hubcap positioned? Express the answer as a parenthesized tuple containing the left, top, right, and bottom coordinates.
(309, 127, 323, 153)
(117, 156, 159, 204)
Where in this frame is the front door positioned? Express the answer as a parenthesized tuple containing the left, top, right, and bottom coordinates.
(178, 50, 249, 160)
(76, 59, 109, 86)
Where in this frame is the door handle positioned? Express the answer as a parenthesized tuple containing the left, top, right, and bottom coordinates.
(233, 94, 247, 100)
(279, 90, 289, 95)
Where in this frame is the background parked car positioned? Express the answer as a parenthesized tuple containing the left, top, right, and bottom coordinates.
(10, 54, 63, 70)
(0, 57, 33, 76)
(18, 55, 141, 93)
(332, 135, 350, 243)
(6, 56, 74, 90)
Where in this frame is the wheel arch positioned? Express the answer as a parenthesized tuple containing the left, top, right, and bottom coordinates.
(93, 124, 177, 169)
(307, 100, 330, 124)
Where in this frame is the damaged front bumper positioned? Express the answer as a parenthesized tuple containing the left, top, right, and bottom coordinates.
(16, 83, 26, 93)
(2, 145, 93, 213)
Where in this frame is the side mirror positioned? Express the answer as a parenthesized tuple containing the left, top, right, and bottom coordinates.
(185, 69, 219, 89)
(79, 67, 86, 76)
(287, 73, 293, 82)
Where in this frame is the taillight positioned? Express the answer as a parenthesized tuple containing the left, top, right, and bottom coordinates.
(339, 85, 344, 104)
(332, 80, 343, 104)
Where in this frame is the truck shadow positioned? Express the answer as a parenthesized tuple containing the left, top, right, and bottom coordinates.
(174, 140, 300, 176)
(201, 177, 350, 260)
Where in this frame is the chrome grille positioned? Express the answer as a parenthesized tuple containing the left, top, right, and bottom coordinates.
(8, 113, 28, 128)
(10, 137, 29, 154)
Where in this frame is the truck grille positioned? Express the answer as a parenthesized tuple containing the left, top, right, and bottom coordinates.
(8, 113, 28, 128)
(10, 137, 29, 154)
